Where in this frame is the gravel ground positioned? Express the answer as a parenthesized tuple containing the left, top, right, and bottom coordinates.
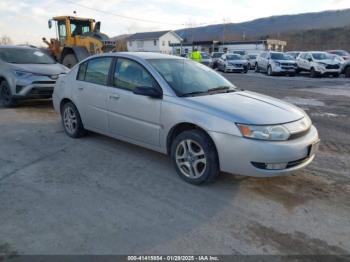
(0, 72, 349, 255)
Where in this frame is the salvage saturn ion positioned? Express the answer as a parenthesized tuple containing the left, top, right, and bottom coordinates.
(53, 52, 320, 184)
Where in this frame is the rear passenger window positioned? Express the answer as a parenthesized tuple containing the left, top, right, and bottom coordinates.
(77, 61, 87, 80)
(77, 57, 112, 85)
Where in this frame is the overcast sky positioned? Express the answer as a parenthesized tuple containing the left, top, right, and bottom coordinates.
(0, 0, 349, 46)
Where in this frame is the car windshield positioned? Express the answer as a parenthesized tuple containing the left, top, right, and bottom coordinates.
(201, 53, 210, 59)
(226, 54, 241, 60)
(312, 53, 331, 60)
(271, 53, 289, 60)
(0, 48, 55, 64)
(212, 53, 223, 58)
(148, 59, 236, 96)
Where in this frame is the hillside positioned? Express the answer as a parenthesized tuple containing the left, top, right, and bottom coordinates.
(175, 9, 350, 42)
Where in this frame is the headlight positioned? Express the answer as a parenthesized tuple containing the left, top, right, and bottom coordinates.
(273, 61, 281, 67)
(237, 124, 290, 141)
(14, 70, 33, 78)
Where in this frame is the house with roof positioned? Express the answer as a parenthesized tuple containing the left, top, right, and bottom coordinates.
(127, 30, 183, 54)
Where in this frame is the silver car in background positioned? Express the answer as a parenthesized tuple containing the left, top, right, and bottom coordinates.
(53, 52, 319, 185)
(217, 53, 248, 73)
(0, 46, 69, 107)
(200, 52, 213, 67)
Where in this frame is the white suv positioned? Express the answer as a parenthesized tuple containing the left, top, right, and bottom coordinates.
(296, 52, 341, 78)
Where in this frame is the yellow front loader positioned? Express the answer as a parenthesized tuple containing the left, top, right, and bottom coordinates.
(43, 16, 116, 68)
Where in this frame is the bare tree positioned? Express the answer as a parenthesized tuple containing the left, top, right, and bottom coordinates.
(0, 35, 13, 45)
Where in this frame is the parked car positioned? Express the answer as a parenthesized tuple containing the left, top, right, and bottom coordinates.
(341, 60, 350, 77)
(217, 53, 248, 73)
(200, 52, 213, 67)
(244, 54, 258, 70)
(211, 52, 224, 69)
(296, 52, 341, 78)
(326, 50, 350, 61)
(0, 45, 69, 107)
(53, 52, 319, 184)
(286, 51, 302, 59)
(255, 51, 297, 76)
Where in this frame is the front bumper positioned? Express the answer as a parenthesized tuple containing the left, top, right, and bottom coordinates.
(209, 125, 319, 177)
(225, 65, 247, 72)
(13, 75, 57, 99)
(272, 66, 296, 74)
(315, 68, 340, 75)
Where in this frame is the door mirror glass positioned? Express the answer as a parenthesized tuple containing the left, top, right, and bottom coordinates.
(48, 20, 52, 29)
(308, 57, 312, 62)
(133, 86, 162, 99)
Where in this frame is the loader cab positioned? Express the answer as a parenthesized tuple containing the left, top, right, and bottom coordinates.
(49, 16, 95, 45)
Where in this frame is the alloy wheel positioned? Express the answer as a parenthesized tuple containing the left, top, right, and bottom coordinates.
(175, 139, 207, 179)
(63, 106, 78, 135)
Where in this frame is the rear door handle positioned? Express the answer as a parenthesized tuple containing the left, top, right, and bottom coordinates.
(78, 86, 84, 91)
(109, 94, 120, 100)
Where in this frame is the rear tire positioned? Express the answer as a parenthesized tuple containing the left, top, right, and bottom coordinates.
(61, 101, 86, 138)
(171, 130, 219, 185)
(0, 80, 17, 107)
(62, 54, 78, 69)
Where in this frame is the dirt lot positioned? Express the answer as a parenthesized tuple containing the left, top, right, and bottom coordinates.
(0, 73, 349, 255)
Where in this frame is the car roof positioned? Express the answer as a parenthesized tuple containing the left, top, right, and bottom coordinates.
(0, 45, 37, 50)
(112, 52, 182, 60)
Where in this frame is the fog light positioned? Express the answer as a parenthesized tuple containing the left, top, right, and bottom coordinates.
(266, 163, 287, 170)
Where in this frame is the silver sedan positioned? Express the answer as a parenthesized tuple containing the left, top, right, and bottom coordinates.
(0, 46, 69, 107)
(53, 52, 320, 184)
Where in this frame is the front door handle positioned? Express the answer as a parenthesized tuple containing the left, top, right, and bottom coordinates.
(109, 94, 120, 100)
(78, 86, 84, 91)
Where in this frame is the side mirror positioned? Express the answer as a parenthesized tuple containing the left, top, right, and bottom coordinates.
(133, 86, 163, 99)
(308, 58, 312, 62)
(48, 20, 52, 29)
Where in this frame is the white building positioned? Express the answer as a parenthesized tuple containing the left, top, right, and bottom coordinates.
(127, 30, 182, 54)
(171, 39, 287, 55)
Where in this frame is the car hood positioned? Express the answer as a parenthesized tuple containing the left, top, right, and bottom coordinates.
(186, 91, 305, 125)
(314, 59, 339, 65)
(9, 63, 69, 75)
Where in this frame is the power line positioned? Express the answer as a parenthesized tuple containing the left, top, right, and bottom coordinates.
(61, 0, 185, 26)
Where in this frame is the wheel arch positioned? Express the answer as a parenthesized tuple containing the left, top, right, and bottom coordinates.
(59, 97, 74, 114)
(166, 122, 218, 157)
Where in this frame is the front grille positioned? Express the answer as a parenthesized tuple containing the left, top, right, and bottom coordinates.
(29, 87, 54, 96)
(281, 63, 295, 66)
(326, 64, 340, 69)
(32, 81, 56, 85)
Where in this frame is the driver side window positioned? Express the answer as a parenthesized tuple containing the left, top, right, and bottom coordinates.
(114, 58, 157, 92)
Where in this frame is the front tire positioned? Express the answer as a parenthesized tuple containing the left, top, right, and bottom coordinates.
(345, 66, 350, 77)
(255, 63, 259, 73)
(61, 101, 86, 138)
(310, 68, 318, 78)
(267, 66, 273, 76)
(0, 81, 17, 107)
(62, 54, 78, 69)
(171, 130, 219, 185)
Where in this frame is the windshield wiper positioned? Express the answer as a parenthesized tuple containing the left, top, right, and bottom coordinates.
(180, 91, 209, 97)
(208, 86, 236, 94)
